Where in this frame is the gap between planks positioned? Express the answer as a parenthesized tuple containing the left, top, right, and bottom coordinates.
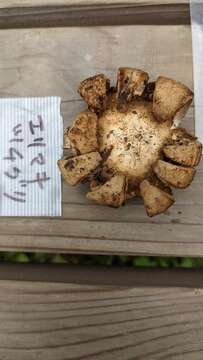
(0, 263, 201, 287)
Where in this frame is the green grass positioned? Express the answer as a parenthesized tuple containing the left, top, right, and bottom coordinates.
(1, 252, 203, 268)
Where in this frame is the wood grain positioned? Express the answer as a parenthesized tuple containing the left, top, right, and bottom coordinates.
(0, 2, 190, 28)
(0, 277, 202, 360)
(0, 26, 193, 98)
(0, 0, 189, 8)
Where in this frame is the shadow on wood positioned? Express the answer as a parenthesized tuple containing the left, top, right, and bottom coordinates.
(0, 262, 203, 288)
(0, 4, 190, 29)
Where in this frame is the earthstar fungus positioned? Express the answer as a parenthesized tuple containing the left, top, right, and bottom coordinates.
(58, 68, 202, 217)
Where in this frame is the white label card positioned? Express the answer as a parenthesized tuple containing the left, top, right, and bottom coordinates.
(0, 97, 63, 216)
(190, 0, 203, 144)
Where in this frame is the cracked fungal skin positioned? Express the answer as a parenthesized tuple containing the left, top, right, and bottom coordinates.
(58, 68, 202, 217)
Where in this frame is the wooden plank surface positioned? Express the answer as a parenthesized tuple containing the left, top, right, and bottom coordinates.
(0, 275, 203, 360)
(0, 2, 190, 28)
(0, 26, 193, 99)
(0, 0, 189, 8)
(1, 22, 201, 257)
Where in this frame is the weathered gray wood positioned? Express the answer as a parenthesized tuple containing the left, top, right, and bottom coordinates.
(0, 277, 202, 360)
(0, 25, 193, 99)
(0, 8, 201, 257)
(0, 1, 190, 28)
(61, 203, 203, 225)
(1, 217, 203, 256)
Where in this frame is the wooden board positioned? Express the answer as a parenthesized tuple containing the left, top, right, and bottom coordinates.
(0, 0, 189, 8)
(0, 1, 190, 28)
(0, 274, 203, 360)
(0, 3, 202, 257)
